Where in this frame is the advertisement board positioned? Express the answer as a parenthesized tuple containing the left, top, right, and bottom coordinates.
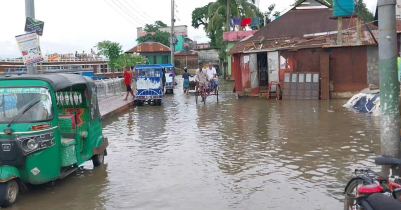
(15, 32, 43, 65)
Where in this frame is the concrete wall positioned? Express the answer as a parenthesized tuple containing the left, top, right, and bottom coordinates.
(367, 46, 379, 86)
(195, 49, 220, 65)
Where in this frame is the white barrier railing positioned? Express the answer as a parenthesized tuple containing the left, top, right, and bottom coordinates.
(0, 57, 108, 63)
(94, 78, 125, 101)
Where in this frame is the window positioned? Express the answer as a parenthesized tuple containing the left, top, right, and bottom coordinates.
(164, 56, 169, 63)
(155, 70, 161, 77)
(141, 70, 147, 77)
(153, 56, 157, 64)
(0, 88, 53, 123)
(148, 69, 155, 77)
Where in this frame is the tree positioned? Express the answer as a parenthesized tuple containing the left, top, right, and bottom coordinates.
(355, 0, 374, 22)
(96, 41, 123, 70)
(115, 53, 147, 69)
(137, 20, 171, 47)
(192, 0, 263, 59)
(136, 30, 170, 46)
(143, 20, 168, 33)
(251, 4, 279, 30)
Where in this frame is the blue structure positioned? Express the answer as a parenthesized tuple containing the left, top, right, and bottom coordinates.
(333, 0, 354, 17)
(134, 65, 164, 106)
(159, 64, 176, 94)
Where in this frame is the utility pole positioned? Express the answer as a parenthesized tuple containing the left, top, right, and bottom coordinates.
(378, 0, 400, 176)
(25, 0, 38, 75)
(170, 0, 175, 65)
(226, 0, 230, 32)
(224, 0, 230, 79)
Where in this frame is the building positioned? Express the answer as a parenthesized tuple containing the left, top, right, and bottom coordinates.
(137, 25, 192, 52)
(223, 30, 258, 78)
(125, 39, 171, 64)
(0, 54, 114, 77)
(174, 51, 198, 70)
(228, 0, 380, 99)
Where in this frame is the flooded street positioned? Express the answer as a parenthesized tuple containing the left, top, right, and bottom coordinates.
(10, 79, 382, 210)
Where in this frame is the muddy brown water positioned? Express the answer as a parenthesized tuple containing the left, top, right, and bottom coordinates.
(9, 79, 381, 210)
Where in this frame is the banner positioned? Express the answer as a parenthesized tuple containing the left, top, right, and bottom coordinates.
(15, 32, 43, 66)
(24, 17, 44, 36)
(397, 0, 401, 19)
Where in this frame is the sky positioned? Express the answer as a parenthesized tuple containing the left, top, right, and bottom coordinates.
(0, 0, 377, 58)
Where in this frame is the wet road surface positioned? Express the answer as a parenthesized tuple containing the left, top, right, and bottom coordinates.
(10, 78, 381, 210)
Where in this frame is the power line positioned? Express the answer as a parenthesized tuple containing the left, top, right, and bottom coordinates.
(109, 0, 145, 26)
(121, 0, 153, 24)
(103, 0, 137, 26)
(125, 0, 156, 24)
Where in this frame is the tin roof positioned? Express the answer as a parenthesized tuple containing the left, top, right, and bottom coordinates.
(228, 7, 378, 55)
(126, 42, 171, 53)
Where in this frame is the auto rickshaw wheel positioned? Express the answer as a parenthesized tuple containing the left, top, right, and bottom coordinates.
(92, 149, 105, 167)
(0, 179, 19, 207)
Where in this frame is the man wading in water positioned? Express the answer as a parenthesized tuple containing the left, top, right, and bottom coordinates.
(123, 66, 135, 101)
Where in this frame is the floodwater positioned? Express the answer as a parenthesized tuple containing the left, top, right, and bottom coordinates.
(10, 78, 382, 210)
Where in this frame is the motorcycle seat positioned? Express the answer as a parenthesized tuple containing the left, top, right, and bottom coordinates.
(375, 156, 401, 166)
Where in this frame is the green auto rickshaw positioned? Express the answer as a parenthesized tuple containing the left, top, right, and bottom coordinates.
(0, 74, 108, 207)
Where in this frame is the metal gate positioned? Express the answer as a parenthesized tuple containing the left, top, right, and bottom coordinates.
(283, 72, 320, 100)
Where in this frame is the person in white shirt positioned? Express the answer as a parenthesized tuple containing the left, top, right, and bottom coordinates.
(206, 62, 218, 93)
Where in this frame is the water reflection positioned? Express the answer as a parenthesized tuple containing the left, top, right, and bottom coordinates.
(11, 79, 382, 210)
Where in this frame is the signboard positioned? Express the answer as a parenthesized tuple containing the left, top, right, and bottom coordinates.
(24, 17, 44, 36)
(397, 0, 401, 19)
(15, 32, 43, 65)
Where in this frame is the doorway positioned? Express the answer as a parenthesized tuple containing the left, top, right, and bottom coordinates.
(257, 52, 268, 87)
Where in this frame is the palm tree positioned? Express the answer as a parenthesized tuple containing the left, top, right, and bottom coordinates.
(206, 0, 260, 33)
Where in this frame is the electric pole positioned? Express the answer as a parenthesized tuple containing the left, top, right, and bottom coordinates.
(25, 0, 38, 75)
(378, 0, 400, 176)
(170, 0, 175, 65)
(226, 0, 230, 32)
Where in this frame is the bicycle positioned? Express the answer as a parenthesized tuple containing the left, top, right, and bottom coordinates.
(344, 157, 401, 210)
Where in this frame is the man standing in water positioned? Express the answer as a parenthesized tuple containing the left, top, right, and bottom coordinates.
(123, 66, 135, 101)
(182, 67, 193, 95)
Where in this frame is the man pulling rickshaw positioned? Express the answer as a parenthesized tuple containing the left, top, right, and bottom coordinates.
(194, 63, 219, 104)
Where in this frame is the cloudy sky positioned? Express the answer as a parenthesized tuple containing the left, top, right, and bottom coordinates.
(0, 0, 377, 58)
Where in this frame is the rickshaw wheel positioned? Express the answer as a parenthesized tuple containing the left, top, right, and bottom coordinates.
(92, 149, 105, 167)
(216, 86, 219, 102)
(0, 179, 19, 207)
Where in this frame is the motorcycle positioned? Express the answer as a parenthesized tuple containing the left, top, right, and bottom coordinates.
(345, 184, 401, 210)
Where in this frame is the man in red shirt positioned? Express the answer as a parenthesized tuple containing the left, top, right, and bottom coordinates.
(123, 66, 135, 101)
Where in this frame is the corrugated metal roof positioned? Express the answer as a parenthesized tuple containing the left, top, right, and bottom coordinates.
(126, 42, 170, 53)
(229, 7, 378, 55)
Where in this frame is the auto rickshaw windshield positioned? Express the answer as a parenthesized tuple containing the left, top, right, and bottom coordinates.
(0, 87, 53, 123)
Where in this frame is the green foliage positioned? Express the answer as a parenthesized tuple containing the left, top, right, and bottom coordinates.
(251, 4, 278, 30)
(96, 41, 147, 71)
(144, 20, 168, 33)
(115, 54, 147, 69)
(192, 0, 263, 59)
(96, 41, 123, 70)
(136, 30, 170, 47)
(137, 20, 170, 47)
(355, 0, 374, 22)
